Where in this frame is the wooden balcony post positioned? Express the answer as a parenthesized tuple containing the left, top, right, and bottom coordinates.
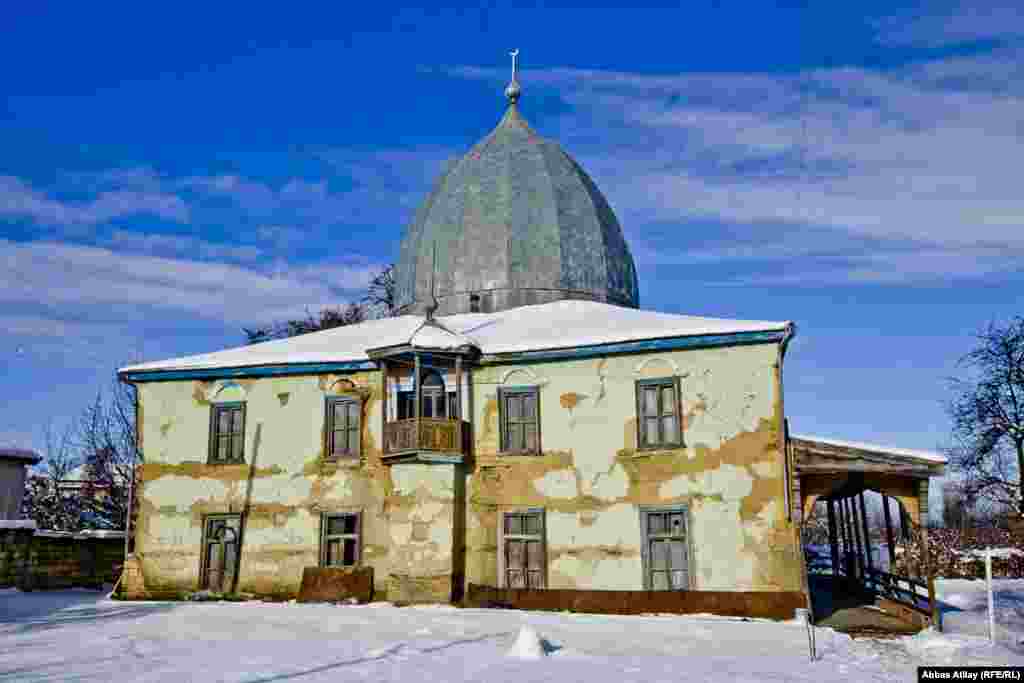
(455, 356, 462, 420)
(455, 355, 463, 453)
(380, 358, 387, 428)
(414, 354, 421, 450)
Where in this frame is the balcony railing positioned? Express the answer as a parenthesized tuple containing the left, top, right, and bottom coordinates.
(383, 418, 470, 457)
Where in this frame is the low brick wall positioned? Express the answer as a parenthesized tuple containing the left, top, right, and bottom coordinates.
(465, 584, 807, 620)
(0, 527, 125, 591)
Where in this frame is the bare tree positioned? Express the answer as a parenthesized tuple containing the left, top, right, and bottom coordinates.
(363, 264, 397, 317)
(241, 263, 397, 344)
(942, 480, 971, 530)
(21, 421, 83, 531)
(243, 303, 368, 344)
(949, 317, 1024, 513)
(74, 381, 142, 530)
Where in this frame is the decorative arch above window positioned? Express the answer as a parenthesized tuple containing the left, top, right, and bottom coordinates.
(323, 376, 367, 460)
(633, 356, 680, 379)
(210, 381, 247, 403)
(327, 378, 358, 395)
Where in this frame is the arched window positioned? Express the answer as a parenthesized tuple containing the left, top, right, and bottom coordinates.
(397, 369, 458, 419)
(420, 370, 446, 418)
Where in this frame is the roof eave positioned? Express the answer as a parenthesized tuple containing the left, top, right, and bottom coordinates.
(478, 328, 789, 364)
(119, 359, 378, 383)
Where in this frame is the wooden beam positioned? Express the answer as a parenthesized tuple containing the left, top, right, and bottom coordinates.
(839, 499, 847, 581)
(882, 494, 897, 569)
(790, 438, 945, 477)
(455, 356, 462, 421)
(859, 491, 873, 575)
(848, 497, 865, 581)
(922, 525, 939, 631)
(414, 354, 421, 445)
(826, 499, 839, 578)
(380, 359, 388, 453)
(836, 497, 848, 577)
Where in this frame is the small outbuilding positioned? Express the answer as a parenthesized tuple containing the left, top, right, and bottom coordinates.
(0, 448, 41, 521)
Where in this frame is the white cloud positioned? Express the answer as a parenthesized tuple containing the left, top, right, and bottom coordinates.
(875, 3, 1024, 47)
(449, 48, 1024, 283)
(0, 239, 385, 328)
(0, 176, 189, 226)
(104, 230, 264, 263)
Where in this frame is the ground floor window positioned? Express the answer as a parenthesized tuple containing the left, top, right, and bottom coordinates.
(321, 512, 361, 567)
(641, 506, 690, 590)
(201, 514, 241, 593)
(501, 509, 545, 588)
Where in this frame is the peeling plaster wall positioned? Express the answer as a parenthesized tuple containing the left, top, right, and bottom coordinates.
(467, 342, 801, 592)
(135, 371, 446, 598)
(133, 340, 799, 601)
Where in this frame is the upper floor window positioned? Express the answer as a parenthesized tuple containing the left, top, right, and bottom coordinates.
(635, 377, 683, 449)
(208, 403, 245, 464)
(397, 370, 457, 419)
(499, 386, 539, 455)
(326, 396, 361, 459)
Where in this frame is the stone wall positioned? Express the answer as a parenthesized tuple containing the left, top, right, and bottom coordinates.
(0, 527, 125, 590)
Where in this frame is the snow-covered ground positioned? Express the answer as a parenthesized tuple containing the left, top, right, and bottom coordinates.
(1, 581, 1022, 682)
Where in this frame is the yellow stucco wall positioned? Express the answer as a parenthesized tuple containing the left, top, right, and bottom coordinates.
(132, 340, 799, 599)
(134, 372, 456, 600)
(467, 342, 800, 592)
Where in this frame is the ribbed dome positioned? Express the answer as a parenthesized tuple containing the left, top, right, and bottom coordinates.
(394, 103, 639, 315)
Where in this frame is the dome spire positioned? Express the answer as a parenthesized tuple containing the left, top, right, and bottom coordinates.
(504, 48, 521, 104)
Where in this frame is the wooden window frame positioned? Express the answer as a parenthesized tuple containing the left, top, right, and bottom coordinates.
(634, 377, 684, 451)
(498, 386, 541, 455)
(199, 513, 242, 591)
(497, 508, 546, 589)
(319, 511, 362, 568)
(325, 396, 362, 460)
(397, 389, 457, 420)
(639, 505, 692, 591)
(208, 402, 246, 465)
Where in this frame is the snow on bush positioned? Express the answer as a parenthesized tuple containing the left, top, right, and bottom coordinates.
(896, 528, 1024, 579)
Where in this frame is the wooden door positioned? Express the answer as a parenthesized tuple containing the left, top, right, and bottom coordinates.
(202, 515, 240, 593)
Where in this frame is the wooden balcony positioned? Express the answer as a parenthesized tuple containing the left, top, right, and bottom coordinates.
(383, 418, 470, 463)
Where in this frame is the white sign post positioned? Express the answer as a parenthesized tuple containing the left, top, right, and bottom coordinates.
(986, 547, 996, 643)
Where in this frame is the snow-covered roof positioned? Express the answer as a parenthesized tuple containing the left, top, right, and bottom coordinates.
(120, 300, 790, 375)
(791, 434, 947, 464)
(0, 448, 41, 464)
(0, 520, 37, 530)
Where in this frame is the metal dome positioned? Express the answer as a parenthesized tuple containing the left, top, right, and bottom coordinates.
(394, 102, 639, 316)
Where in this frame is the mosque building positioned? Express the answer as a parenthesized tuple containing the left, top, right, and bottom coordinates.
(118, 56, 944, 619)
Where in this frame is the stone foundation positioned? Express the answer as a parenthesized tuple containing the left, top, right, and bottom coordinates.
(465, 583, 806, 620)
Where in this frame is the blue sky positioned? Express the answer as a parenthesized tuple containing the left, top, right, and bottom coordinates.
(2, 1, 1022, 494)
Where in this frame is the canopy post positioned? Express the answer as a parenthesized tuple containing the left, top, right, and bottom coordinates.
(882, 494, 897, 569)
(859, 491, 873, 576)
(826, 499, 839, 579)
